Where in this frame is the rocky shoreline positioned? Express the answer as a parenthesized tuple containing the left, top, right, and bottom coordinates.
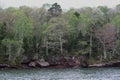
(0, 60, 120, 70)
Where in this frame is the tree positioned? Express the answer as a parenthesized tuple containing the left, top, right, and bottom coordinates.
(98, 6, 110, 23)
(46, 17, 68, 56)
(95, 23, 116, 59)
(0, 22, 6, 41)
(31, 7, 48, 58)
(47, 3, 62, 21)
(116, 4, 120, 13)
(2, 39, 23, 65)
(64, 8, 90, 57)
(0, 22, 7, 60)
(112, 11, 120, 57)
(13, 9, 34, 59)
(0, 5, 119, 66)
(1, 9, 34, 65)
(42, 3, 51, 9)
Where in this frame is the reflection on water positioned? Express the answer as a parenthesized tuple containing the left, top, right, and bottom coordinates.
(0, 68, 120, 80)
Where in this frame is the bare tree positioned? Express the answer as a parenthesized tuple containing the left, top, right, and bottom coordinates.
(95, 23, 116, 59)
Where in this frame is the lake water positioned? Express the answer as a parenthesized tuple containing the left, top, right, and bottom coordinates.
(0, 68, 120, 80)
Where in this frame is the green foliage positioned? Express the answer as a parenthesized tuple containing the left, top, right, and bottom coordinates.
(48, 3, 62, 17)
(0, 23, 6, 40)
(0, 3, 119, 65)
(2, 38, 23, 65)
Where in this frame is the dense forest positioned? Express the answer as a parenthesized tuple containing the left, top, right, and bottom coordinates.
(0, 3, 120, 67)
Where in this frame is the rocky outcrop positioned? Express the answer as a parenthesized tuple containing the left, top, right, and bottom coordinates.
(28, 59, 50, 67)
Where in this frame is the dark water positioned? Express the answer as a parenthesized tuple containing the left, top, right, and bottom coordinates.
(0, 68, 120, 80)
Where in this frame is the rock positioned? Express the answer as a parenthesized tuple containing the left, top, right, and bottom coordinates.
(81, 63, 88, 68)
(73, 65, 80, 68)
(105, 61, 120, 67)
(0, 64, 10, 68)
(36, 60, 49, 67)
(39, 58, 45, 62)
(80, 55, 88, 68)
(28, 62, 36, 67)
(53, 65, 67, 68)
(20, 65, 30, 69)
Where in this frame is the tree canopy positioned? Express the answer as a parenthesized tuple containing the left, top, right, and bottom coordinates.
(0, 3, 120, 65)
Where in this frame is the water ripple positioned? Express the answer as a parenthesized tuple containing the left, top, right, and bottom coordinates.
(0, 68, 119, 80)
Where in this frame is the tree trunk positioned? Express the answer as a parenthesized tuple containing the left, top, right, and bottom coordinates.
(100, 54, 103, 63)
(8, 45, 12, 61)
(109, 52, 112, 59)
(46, 41, 48, 56)
(60, 35, 63, 55)
(90, 27, 92, 58)
(103, 46, 107, 59)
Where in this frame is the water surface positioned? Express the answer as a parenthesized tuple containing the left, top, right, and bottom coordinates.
(0, 68, 120, 80)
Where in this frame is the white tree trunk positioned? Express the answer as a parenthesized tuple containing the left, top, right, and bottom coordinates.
(46, 41, 48, 56)
(100, 54, 103, 63)
(60, 35, 63, 55)
(103, 46, 107, 59)
(90, 28, 92, 58)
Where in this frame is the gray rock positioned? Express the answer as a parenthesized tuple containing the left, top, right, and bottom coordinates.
(0, 64, 10, 68)
(36, 60, 49, 67)
(28, 62, 36, 67)
(40, 58, 45, 62)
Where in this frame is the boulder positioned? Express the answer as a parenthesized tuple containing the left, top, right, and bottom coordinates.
(28, 62, 36, 67)
(39, 58, 45, 62)
(81, 62, 88, 68)
(0, 64, 10, 68)
(36, 59, 50, 67)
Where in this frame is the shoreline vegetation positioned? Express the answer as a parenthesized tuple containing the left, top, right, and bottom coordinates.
(0, 3, 120, 70)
